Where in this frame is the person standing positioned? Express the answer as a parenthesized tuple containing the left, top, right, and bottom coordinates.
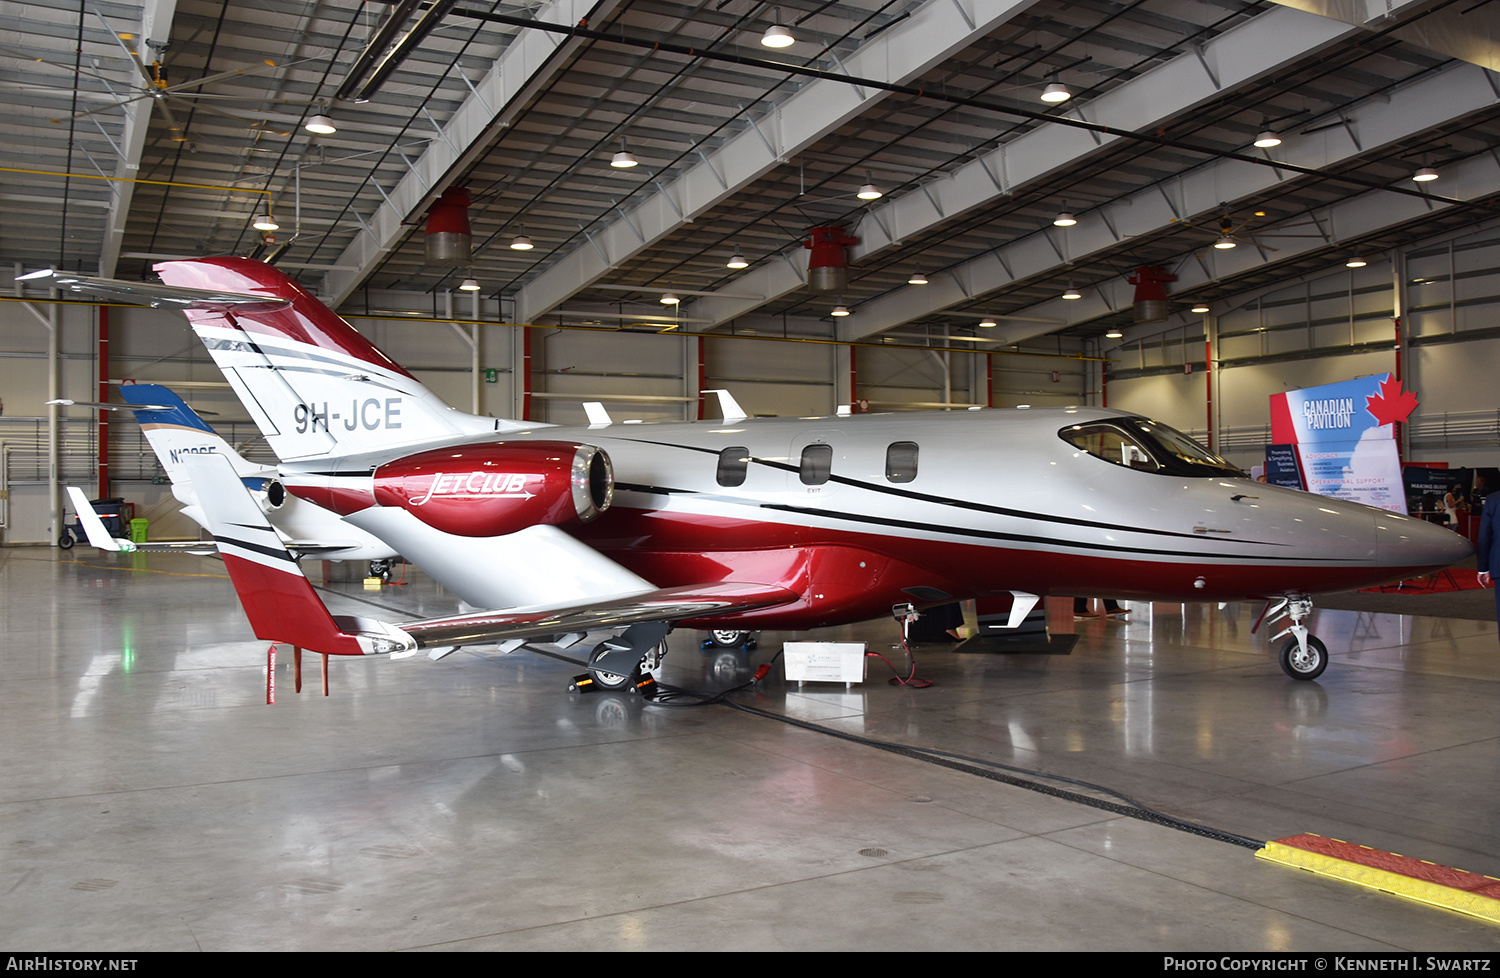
(1478, 487, 1500, 631)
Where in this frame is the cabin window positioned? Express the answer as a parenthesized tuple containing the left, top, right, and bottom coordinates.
(717, 446, 750, 487)
(799, 443, 833, 485)
(885, 441, 919, 483)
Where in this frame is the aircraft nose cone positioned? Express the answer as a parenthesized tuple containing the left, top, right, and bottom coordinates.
(1375, 511, 1472, 573)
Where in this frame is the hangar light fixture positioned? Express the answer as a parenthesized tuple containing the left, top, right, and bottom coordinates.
(510, 234, 534, 251)
(978, 318, 997, 328)
(251, 214, 279, 231)
(459, 278, 481, 292)
(660, 293, 680, 305)
(908, 272, 928, 285)
(726, 249, 748, 269)
(1053, 211, 1077, 227)
(1040, 82, 1071, 103)
(611, 138, 639, 168)
(1213, 235, 1237, 249)
(761, 16, 795, 48)
(304, 113, 337, 135)
(1253, 130, 1281, 149)
(830, 305, 851, 317)
(1105, 327, 1124, 338)
(1413, 166, 1439, 182)
(1191, 302, 1210, 314)
(1345, 257, 1367, 268)
(1062, 285, 1082, 300)
(856, 176, 882, 200)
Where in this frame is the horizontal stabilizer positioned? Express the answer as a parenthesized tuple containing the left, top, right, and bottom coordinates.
(18, 268, 292, 311)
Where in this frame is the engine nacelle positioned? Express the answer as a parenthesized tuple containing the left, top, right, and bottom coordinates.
(371, 442, 612, 537)
(262, 479, 287, 510)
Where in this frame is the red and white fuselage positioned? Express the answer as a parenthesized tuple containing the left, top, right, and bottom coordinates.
(139, 257, 1468, 633)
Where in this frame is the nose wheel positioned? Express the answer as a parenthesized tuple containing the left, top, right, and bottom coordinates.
(1278, 635, 1328, 680)
(1267, 595, 1327, 681)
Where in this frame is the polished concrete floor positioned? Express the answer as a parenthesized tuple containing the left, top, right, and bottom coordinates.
(4, 546, 1500, 951)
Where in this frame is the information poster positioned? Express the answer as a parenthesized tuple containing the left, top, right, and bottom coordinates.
(1263, 444, 1303, 489)
(1269, 373, 1417, 514)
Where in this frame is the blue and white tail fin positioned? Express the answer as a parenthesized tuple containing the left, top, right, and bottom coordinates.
(118, 384, 267, 519)
(151, 258, 535, 462)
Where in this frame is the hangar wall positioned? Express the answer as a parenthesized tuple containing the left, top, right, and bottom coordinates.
(1105, 222, 1500, 472)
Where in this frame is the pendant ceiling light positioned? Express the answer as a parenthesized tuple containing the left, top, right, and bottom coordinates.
(1040, 82, 1071, 103)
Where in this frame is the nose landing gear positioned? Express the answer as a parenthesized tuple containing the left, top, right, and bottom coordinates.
(1267, 595, 1327, 680)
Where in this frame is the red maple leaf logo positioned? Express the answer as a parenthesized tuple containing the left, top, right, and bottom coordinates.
(1365, 374, 1418, 427)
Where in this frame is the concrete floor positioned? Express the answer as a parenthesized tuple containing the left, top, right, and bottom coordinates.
(4, 547, 1500, 951)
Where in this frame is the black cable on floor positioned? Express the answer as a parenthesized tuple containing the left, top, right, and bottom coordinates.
(647, 678, 1264, 851)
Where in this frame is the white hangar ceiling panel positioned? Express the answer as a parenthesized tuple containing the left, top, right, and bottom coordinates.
(0, 0, 1497, 358)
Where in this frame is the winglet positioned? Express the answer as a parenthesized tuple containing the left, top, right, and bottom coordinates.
(66, 487, 131, 552)
(583, 401, 613, 426)
(182, 453, 412, 657)
(702, 389, 748, 423)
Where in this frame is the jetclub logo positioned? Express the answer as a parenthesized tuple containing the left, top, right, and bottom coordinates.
(410, 471, 536, 506)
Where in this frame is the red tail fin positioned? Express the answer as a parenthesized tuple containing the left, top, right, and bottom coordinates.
(154, 257, 415, 380)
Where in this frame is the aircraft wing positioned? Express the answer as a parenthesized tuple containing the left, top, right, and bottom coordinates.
(181, 453, 796, 656)
(17, 268, 291, 312)
(383, 583, 795, 654)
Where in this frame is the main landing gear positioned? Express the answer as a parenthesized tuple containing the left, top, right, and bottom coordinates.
(1266, 595, 1327, 681)
(573, 621, 670, 695)
(703, 629, 757, 650)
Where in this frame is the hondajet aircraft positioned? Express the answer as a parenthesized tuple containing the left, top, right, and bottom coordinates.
(24, 259, 1472, 685)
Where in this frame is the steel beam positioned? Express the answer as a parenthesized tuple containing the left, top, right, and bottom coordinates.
(514, 0, 1043, 324)
(696, 2, 1389, 329)
(839, 59, 1499, 342)
(993, 150, 1500, 347)
(98, 0, 178, 278)
(321, 0, 627, 306)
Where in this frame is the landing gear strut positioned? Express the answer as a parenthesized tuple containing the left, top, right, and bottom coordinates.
(1267, 595, 1327, 680)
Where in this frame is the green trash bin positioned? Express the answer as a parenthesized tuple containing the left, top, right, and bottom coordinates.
(129, 518, 149, 544)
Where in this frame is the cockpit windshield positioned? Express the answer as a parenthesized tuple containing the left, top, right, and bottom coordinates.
(1059, 417, 1245, 478)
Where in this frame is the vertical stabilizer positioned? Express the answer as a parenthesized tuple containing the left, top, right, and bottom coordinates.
(183, 453, 381, 655)
(154, 258, 527, 461)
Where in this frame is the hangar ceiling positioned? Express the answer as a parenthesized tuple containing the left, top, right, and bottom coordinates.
(5, 0, 1500, 349)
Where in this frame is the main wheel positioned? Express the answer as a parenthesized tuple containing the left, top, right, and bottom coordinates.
(1279, 635, 1328, 681)
(708, 629, 751, 648)
(588, 644, 641, 691)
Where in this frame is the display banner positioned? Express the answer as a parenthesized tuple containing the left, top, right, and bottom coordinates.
(1268, 373, 1416, 513)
